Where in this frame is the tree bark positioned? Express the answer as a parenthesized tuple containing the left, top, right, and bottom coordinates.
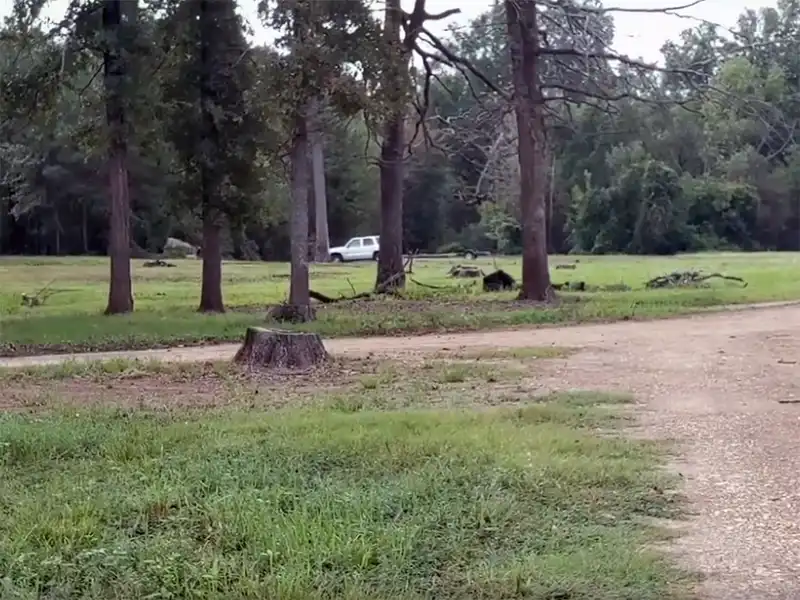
(103, 0, 134, 315)
(308, 97, 330, 262)
(81, 200, 89, 254)
(375, 0, 407, 291)
(307, 179, 316, 261)
(196, 0, 225, 313)
(289, 109, 312, 319)
(234, 327, 329, 370)
(199, 213, 224, 312)
(505, 0, 551, 301)
(54, 208, 61, 255)
(377, 115, 406, 290)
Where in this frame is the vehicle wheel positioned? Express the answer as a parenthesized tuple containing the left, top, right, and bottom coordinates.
(330, 253, 343, 263)
(463, 250, 476, 260)
(373, 251, 380, 261)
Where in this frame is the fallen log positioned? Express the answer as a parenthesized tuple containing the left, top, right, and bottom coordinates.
(483, 270, 516, 292)
(645, 270, 747, 289)
(143, 259, 176, 268)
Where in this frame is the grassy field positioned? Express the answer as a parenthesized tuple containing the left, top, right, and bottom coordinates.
(0, 350, 689, 599)
(2, 252, 799, 356)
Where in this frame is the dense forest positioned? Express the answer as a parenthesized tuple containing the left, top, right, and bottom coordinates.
(2, 0, 800, 313)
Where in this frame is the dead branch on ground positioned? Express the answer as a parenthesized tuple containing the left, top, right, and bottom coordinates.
(645, 271, 747, 289)
(21, 279, 61, 307)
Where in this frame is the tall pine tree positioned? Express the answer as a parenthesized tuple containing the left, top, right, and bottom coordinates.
(164, 0, 261, 312)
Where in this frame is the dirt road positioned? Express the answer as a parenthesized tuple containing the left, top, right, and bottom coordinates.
(3, 303, 800, 598)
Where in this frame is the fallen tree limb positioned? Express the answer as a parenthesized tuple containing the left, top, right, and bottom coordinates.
(21, 279, 60, 307)
(306, 256, 414, 305)
(697, 273, 747, 286)
(309, 289, 372, 304)
(645, 270, 747, 289)
(409, 277, 450, 290)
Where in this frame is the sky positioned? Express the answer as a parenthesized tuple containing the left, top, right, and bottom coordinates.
(0, 0, 782, 63)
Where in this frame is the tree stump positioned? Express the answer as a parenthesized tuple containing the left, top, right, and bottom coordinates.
(483, 269, 516, 292)
(233, 327, 329, 370)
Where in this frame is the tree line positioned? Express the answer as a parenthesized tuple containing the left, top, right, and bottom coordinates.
(1, 0, 799, 316)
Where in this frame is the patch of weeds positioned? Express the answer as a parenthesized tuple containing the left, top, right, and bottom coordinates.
(448, 345, 575, 361)
(439, 363, 470, 383)
(357, 362, 401, 391)
(358, 375, 381, 390)
(504, 391, 636, 429)
(324, 392, 373, 412)
(0, 358, 234, 383)
(431, 360, 527, 387)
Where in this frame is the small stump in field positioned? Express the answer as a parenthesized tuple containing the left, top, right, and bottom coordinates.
(233, 327, 329, 370)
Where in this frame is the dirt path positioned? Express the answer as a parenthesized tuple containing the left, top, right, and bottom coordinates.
(3, 303, 800, 597)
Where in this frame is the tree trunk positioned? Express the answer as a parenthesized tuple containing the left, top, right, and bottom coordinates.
(307, 172, 316, 261)
(505, 0, 551, 301)
(199, 214, 224, 312)
(375, 0, 407, 292)
(308, 97, 330, 262)
(81, 200, 89, 254)
(103, 0, 134, 315)
(196, 0, 225, 313)
(289, 110, 312, 320)
(54, 208, 61, 255)
(377, 115, 406, 290)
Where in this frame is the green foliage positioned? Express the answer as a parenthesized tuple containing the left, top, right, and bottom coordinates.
(479, 202, 521, 254)
(260, 0, 381, 119)
(162, 0, 263, 225)
(570, 146, 685, 255)
(682, 176, 759, 250)
(4, 0, 800, 263)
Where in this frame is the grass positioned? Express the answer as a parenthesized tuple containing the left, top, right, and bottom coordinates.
(0, 357, 232, 383)
(0, 390, 687, 599)
(3, 251, 798, 356)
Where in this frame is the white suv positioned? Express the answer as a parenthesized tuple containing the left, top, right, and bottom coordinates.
(329, 236, 380, 262)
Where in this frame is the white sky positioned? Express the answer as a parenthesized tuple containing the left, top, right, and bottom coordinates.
(0, 0, 782, 63)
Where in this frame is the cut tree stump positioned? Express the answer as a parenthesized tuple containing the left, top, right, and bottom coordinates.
(233, 327, 329, 370)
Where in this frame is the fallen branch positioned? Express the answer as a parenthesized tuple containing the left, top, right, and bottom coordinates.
(697, 273, 747, 286)
(142, 259, 176, 268)
(645, 271, 747, 289)
(309, 289, 371, 304)
(409, 277, 451, 290)
(307, 255, 415, 305)
(21, 279, 59, 307)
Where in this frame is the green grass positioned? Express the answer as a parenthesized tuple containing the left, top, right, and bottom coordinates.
(0, 391, 688, 599)
(444, 346, 575, 360)
(3, 252, 798, 355)
(0, 357, 233, 383)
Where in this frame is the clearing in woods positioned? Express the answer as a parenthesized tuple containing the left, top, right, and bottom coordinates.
(0, 304, 798, 597)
